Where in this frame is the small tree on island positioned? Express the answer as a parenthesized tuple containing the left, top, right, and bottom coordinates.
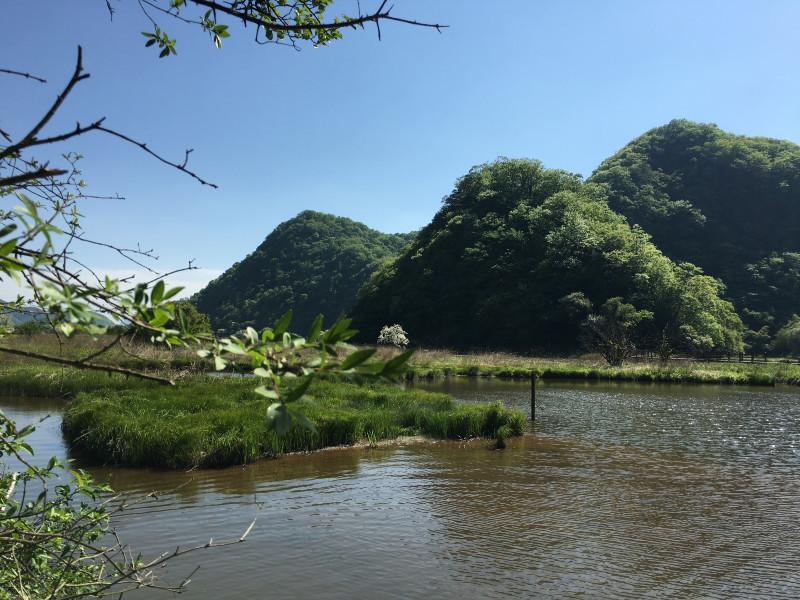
(378, 324, 410, 348)
(581, 297, 653, 367)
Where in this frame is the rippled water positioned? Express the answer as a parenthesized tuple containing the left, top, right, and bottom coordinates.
(5, 380, 800, 599)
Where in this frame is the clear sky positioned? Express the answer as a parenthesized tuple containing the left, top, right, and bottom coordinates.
(3, 0, 800, 295)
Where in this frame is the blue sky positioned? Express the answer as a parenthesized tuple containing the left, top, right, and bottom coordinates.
(3, 0, 800, 294)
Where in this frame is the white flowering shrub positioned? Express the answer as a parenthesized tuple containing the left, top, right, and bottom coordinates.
(378, 324, 410, 348)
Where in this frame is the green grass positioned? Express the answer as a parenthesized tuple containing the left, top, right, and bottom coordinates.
(61, 378, 526, 469)
(0, 366, 162, 397)
(401, 349, 800, 386)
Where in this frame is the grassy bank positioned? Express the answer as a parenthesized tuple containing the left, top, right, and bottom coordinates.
(0, 366, 164, 397)
(401, 349, 800, 386)
(0, 333, 209, 372)
(4, 334, 797, 387)
(61, 377, 525, 469)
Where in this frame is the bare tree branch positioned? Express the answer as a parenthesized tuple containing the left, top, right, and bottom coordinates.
(0, 345, 174, 385)
(0, 167, 68, 188)
(96, 126, 217, 188)
(186, 0, 447, 34)
(0, 68, 47, 84)
(0, 47, 90, 161)
(1, 46, 216, 188)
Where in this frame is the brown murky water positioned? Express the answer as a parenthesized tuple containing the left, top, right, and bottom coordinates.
(6, 380, 800, 599)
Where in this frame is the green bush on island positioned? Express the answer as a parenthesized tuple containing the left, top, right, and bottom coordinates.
(61, 378, 526, 468)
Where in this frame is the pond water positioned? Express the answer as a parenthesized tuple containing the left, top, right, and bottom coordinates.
(6, 380, 800, 599)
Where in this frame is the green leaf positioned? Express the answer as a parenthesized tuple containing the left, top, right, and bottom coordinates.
(289, 407, 317, 434)
(323, 317, 352, 344)
(162, 286, 183, 301)
(214, 356, 227, 370)
(266, 402, 290, 435)
(340, 348, 376, 370)
(151, 280, 165, 304)
(255, 386, 279, 399)
(0, 224, 17, 238)
(273, 310, 293, 337)
(149, 308, 171, 328)
(283, 376, 313, 403)
(0, 239, 17, 257)
(381, 349, 415, 376)
(307, 314, 323, 343)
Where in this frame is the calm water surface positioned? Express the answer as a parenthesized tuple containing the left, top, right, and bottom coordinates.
(6, 380, 800, 599)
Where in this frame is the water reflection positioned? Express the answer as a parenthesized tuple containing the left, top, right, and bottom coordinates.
(3, 381, 800, 599)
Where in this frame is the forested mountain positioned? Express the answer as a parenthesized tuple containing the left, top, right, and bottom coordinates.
(351, 159, 742, 354)
(590, 120, 800, 337)
(193, 211, 413, 332)
(196, 122, 799, 355)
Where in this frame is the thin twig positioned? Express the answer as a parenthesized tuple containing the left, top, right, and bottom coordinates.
(186, 0, 447, 34)
(0, 68, 47, 83)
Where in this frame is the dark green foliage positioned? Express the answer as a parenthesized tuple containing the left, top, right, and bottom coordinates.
(194, 211, 413, 333)
(772, 315, 800, 356)
(127, 299, 212, 342)
(741, 252, 800, 332)
(352, 159, 743, 355)
(173, 299, 212, 335)
(61, 378, 525, 468)
(13, 319, 49, 336)
(591, 119, 800, 336)
(581, 297, 652, 366)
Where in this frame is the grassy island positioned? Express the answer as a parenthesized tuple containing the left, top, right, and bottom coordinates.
(59, 376, 524, 469)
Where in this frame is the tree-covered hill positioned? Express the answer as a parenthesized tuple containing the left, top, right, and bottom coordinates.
(590, 120, 800, 337)
(193, 211, 413, 332)
(352, 159, 742, 355)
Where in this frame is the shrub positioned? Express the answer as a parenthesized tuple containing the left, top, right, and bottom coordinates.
(378, 324, 410, 348)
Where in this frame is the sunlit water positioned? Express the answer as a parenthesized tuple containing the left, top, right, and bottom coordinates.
(5, 380, 800, 599)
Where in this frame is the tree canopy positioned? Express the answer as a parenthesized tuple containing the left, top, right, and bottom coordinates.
(351, 159, 743, 355)
(194, 210, 413, 332)
(590, 119, 800, 337)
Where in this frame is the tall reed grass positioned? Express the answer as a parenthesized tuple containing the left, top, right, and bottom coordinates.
(62, 378, 525, 469)
(399, 349, 800, 386)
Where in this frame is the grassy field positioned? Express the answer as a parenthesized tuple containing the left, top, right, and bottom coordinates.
(61, 377, 525, 469)
(2, 334, 797, 468)
(0, 333, 208, 373)
(3, 333, 799, 386)
(399, 349, 800, 386)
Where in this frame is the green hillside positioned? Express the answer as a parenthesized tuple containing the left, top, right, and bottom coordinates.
(193, 211, 413, 332)
(351, 159, 742, 355)
(590, 120, 800, 337)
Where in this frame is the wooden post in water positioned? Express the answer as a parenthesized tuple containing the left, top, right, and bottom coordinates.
(530, 371, 538, 421)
